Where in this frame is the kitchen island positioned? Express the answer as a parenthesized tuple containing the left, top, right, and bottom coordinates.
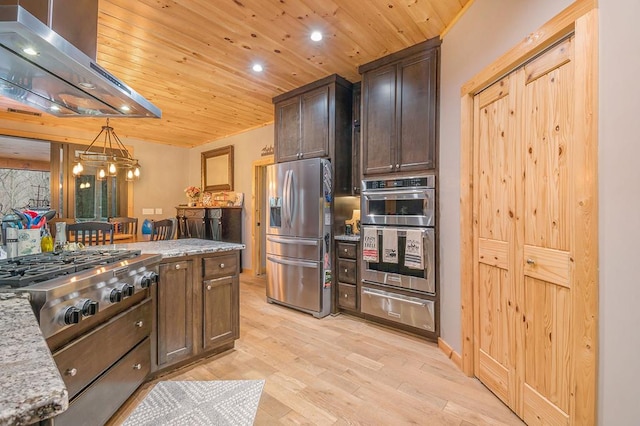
(0, 294, 67, 426)
(92, 238, 246, 375)
(1, 239, 244, 424)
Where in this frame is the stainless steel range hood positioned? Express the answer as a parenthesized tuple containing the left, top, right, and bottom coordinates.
(0, 3, 161, 118)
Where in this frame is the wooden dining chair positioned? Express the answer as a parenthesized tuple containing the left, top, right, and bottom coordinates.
(108, 217, 138, 235)
(66, 221, 115, 245)
(150, 219, 175, 241)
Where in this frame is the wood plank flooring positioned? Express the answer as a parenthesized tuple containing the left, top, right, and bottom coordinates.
(109, 274, 524, 425)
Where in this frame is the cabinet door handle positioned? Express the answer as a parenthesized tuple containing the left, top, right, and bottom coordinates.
(135, 320, 143, 328)
(344, 268, 348, 273)
(389, 164, 393, 169)
(526, 258, 535, 265)
(133, 363, 142, 370)
(395, 164, 399, 168)
(175, 264, 181, 270)
(344, 248, 348, 253)
(219, 263, 225, 268)
(65, 368, 77, 376)
(207, 285, 212, 290)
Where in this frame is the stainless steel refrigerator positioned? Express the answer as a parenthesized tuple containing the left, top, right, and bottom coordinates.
(265, 157, 332, 318)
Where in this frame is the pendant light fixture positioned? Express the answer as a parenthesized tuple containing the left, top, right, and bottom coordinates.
(72, 119, 141, 179)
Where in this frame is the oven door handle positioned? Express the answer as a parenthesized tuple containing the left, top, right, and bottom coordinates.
(267, 256, 318, 269)
(362, 288, 428, 307)
(363, 189, 431, 200)
(361, 226, 429, 238)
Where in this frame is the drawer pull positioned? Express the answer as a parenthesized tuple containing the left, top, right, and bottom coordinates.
(135, 320, 144, 328)
(344, 294, 348, 298)
(207, 285, 212, 290)
(219, 263, 225, 268)
(526, 258, 535, 265)
(175, 264, 181, 270)
(65, 368, 77, 377)
(344, 248, 348, 253)
(133, 363, 142, 370)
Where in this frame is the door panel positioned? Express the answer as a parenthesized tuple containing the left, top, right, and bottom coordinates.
(520, 38, 575, 425)
(473, 73, 519, 409)
(301, 86, 330, 159)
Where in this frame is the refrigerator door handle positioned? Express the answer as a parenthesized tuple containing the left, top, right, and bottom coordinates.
(288, 169, 295, 226)
(267, 256, 318, 269)
(267, 236, 319, 246)
(283, 170, 292, 227)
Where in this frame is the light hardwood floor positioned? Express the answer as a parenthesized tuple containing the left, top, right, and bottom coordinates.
(109, 274, 524, 425)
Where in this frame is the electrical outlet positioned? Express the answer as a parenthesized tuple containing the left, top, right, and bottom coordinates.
(155, 208, 163, 215)
(142, 208, 154, 215)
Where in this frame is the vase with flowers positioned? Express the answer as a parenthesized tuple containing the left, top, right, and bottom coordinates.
(184, 186, 201, 207)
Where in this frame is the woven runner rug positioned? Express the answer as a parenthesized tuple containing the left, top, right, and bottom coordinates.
(122, 380, 265, 426)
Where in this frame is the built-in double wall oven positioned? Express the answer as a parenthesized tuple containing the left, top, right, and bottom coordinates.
(360, 175, 438, 338)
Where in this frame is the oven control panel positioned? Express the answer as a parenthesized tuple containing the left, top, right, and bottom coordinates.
(362, 175, 435, 191)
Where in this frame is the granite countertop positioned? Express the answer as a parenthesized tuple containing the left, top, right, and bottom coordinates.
(95, 238, 246, 258)
(335, 234, 360, 242)
(0, 294, 68, 426)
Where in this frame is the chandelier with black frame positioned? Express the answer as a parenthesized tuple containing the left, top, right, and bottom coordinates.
(71, 119, 141, 181)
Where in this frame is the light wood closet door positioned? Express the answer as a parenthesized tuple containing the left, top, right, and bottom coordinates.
(474, 37, 577, 425)
(521, 37, 574, 426)
(473, 74, 520, 409)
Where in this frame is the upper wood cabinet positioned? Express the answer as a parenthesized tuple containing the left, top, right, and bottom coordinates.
(273, 74, 353, 195)
(360, 38, 440, 176)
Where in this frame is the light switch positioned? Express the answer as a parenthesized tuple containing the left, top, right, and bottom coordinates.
(155, 208, 163, 215)
(142, 208, 154, 215)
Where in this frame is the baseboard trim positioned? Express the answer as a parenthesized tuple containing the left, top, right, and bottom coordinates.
(438, 337, 463, 371)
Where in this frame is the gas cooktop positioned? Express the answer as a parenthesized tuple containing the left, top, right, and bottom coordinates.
(0, 250, 142, 288)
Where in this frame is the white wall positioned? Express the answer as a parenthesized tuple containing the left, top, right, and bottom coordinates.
(127, 139, 190, 231)
(598, 1, 640, 424)
(187, 125, 274, 270)
(440, 0, 640, 423)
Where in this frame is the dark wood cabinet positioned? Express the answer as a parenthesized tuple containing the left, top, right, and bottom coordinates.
(155, 250, 240, 374)
(351, 82, 362, 194)
(157, 259, 194, 367)
(336, 240, 360, 312)
(360, 38, 440, 176)
(202, 276, 238, 350)
(176, 207, 242, 244)
(273, 74, 353, 195)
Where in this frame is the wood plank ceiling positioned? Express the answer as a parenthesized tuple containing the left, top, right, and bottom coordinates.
(0, 0, 470, 148)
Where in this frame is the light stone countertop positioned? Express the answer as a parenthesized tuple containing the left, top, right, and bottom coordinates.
(334, 234, 361, 242)
(0, 294, 68, 426)
(93, 238, 245, 258)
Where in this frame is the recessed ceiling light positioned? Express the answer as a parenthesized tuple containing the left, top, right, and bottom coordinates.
(78, 82, 96, 90)
(252, 63, 263, 72)
(120, 105, 131, 112)
(23, 47, 38, 56)
(310, 31, 323, 42)
(50, 105, 60, 111)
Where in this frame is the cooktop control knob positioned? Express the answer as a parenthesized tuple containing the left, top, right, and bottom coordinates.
(138, 271, 159, 288)
(118, 283, 135, 298)
(76, 299, 99, 317)
(63, 307, 81, 325)
(108, 288, 122, 303)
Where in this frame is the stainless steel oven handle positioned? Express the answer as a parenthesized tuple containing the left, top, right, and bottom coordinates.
(267, 236, 319, 246)
(361, 226, 428, 237)
(362, 288, 428, 306)
(267, 256, 318, 269)
(363, 189, 431, 199)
